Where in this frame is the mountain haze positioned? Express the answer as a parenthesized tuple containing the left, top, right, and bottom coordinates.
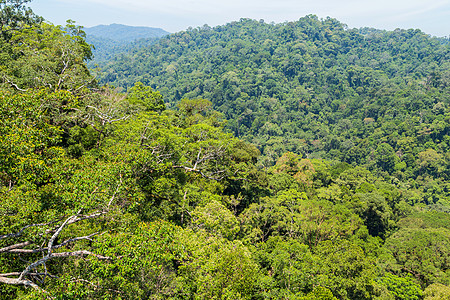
(85, 23, 169, 42)
(85, 24, 170, 64)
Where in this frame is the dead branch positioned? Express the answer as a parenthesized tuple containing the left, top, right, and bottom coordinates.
(0, 219, 63, 241)
(171, 145, 229, 180)
(2, 76, 28, 92)
(86, 105, 129, 125)
(47, 214, 79, 256)
(0, 241, 32, 253)
(0, 272, 57, 278)
(1, 206, 115, 290)
(4, 232, 99, 254)
(0, 276, 40, 290)
(53, 232, 99, 250)
(107, 175, 122, 208)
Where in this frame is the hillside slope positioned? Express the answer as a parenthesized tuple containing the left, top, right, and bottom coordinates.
(96, 16, 450, 207)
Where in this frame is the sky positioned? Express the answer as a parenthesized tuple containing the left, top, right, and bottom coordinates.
(29, 0, 450, 37)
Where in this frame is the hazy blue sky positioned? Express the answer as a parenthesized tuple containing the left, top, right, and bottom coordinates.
(29, 0, 450, 37)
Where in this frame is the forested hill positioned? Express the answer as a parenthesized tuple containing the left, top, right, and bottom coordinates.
(97, 16, 450, 208)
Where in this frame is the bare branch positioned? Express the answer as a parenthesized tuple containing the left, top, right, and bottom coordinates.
(0, 276, 40, 290)
(1, 201, 117, 290)
(52, 232, 99, 250)
(0, 219, 63, 241)
(2, 76, 28, 92)
(16, 249, 111, 282)
(68, 211, 107, 225)
(4, 232, 98, 254)
(51, 250, 112, 260)
(0, 272, 56, 278)
(86, 105, 129, 125)
(13, 211, 108, 282)
(1, 211, 106, 254)
(193, 148, 202, 170)
(172, 165, 227, 181)
(18, 255, 52, 281)
(107, 176, 122, 208)
(0, 241, 32, 253)
(5, 248, 42, 254)
(48, 213, 79, 256)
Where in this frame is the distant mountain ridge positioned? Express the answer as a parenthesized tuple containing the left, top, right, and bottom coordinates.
(85, 24, 170, 65)
(85, 23, 169, 42)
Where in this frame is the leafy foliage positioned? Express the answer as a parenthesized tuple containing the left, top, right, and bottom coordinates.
(1, 3, 450, 299)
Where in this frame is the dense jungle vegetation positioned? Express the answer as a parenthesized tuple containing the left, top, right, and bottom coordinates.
(1, 0, 449, 299)
(98, 17, 450, 210)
